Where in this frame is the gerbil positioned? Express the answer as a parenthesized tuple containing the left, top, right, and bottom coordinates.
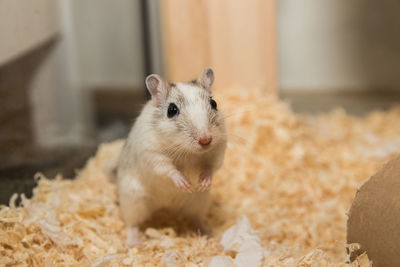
(117, 68, 227, 246)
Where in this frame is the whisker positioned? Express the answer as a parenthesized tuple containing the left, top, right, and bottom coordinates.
(220, 106, 256, 120)
(227, 133, 249, 144)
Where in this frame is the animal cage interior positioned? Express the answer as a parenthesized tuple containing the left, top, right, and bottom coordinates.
(1, 0, 400, 266)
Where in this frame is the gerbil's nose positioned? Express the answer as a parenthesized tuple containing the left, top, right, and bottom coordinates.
(198, 135, 212, 147)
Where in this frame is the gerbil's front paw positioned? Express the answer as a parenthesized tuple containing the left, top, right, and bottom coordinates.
(197, 170, 212, 192)
(169, 170, 193, 192)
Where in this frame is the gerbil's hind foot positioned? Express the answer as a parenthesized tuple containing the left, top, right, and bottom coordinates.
(125, 227, 142, 247)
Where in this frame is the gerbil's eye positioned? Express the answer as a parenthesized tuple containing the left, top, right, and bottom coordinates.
(210, 98, 217, 110)
(167, 103, 179, 118)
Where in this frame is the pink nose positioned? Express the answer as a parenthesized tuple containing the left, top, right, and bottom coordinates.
(198, 135, 212, 147)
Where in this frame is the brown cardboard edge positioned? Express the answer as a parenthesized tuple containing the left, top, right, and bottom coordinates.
(347, 154, 400, 267)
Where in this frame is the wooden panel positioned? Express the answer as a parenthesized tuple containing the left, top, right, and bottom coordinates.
(160, 0, 210, 82)
(160, 0, 277, 93)
(0, 0, 59, 66)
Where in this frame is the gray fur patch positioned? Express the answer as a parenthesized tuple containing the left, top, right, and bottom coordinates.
(190, 79, 199, 86)
(168, 86, 187, 106)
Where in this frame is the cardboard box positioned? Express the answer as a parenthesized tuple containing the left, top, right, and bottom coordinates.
(348, 155, 400, 267)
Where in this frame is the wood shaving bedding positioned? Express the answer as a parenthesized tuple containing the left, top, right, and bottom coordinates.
(1, 87, 400, 266)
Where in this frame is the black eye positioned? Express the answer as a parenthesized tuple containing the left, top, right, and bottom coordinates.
(167, 103, 179, 118)
(210, 98, 217, 110)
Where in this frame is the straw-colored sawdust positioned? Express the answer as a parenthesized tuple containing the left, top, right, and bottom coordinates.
(1, 87, 400, 266)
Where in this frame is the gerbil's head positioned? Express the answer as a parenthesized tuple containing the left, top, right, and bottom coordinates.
(145, 67, 226, 153)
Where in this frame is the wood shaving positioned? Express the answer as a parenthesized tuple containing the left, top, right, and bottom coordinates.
(209, 255, 234, 267)
(2, 86, 399, 266)
(218, 216, 264, 267)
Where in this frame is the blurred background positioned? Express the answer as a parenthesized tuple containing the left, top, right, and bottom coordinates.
(1, 0, 400, 203)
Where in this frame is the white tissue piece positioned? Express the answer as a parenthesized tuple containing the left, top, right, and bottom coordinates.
(219, 216, 264, 267)
(209, 255, 234, 267)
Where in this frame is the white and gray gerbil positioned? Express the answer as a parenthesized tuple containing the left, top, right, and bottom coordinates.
(117, 68, 227, 246)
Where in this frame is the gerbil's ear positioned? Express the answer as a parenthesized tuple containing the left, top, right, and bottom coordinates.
(145, 74, 167, 106)
(197, 67, 214, 91)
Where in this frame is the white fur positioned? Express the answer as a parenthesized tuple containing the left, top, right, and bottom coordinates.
(177, 83, 210, 134)
(117, 81, 227, 246)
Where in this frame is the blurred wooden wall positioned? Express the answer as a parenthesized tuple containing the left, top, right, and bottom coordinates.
(160, 0, 277, 93)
